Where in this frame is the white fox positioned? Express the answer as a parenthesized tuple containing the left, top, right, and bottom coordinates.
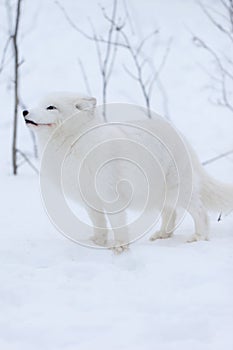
(23, 92, 233, 250)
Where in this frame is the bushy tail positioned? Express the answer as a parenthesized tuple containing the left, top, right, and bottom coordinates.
(201, 172, 233, 213)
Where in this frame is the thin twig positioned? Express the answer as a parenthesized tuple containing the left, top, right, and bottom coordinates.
(194, 1, 233, 115)
(78, 58, 92, 96)
(193, 36, 233, 80)
(148, 39, 172, 99)
(0, 36, 12, 74)
(58, 0, 169, 120)
(157, 78, 171, 120)
(18, 98, 38, 159)
(12, 0, 22, 175)
(100, 0, 118, 120)
(123, 0, 135, 35)
(56, 1, 128, 48)
(136, 29, 159, 55)
(16, 149, 39, 174)
(202, 149, 233, 166)
(197, 0, 233, 43)
(57, 0, 119, 121)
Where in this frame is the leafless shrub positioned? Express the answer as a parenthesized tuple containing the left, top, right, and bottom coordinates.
(0, 0, 38, 174)
(193, 0, 233, 113)
(57, 0, 119, 121)
(11, 0, 22, 175)
(193, 1, 233, 166)
(57, 0, 171, 120)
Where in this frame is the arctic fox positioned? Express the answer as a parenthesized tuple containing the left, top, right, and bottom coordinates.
(22, 92, 233, 249)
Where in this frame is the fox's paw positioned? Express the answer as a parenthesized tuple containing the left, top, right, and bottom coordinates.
(186, 233, 209, 243)
(91, 235, 108, 247)
(110, 242, 129, 254)
(150, 231, 172, 241)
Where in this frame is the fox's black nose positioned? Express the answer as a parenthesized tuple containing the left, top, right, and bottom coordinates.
(22, 110, 29, 117)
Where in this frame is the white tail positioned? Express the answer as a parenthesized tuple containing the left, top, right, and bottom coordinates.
(201, 172, 233, 212)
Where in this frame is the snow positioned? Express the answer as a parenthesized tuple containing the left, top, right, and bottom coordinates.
(0, 0, 233, 349)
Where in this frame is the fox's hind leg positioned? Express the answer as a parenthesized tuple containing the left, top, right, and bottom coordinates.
(187, 199, 209, 242)
(150, 206, 176, 241)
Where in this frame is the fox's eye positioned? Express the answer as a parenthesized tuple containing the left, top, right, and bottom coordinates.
(46, 106, 57, 110)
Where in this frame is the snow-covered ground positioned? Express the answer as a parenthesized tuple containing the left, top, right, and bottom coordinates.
(0, 0, 233, 349)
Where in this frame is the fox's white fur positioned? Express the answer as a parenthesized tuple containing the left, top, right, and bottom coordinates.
(23, 92, 233, 248)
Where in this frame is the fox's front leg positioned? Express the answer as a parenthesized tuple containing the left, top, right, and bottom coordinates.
(86, 206, 108, 247)
(107, 211, 130, 253)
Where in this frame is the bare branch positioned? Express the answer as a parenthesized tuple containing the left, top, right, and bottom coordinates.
(220, 72, 233, 112)
(122, 64, 138, 81)
(5, 0, 13, 34)
(0, 36, 12, 75)
(193, 36, 233, 80)
(148, 39, 172, 99)
(115, 27, 154, 117)
(78, 58, 92, 96)
(136, 29, 159, 55)
(193, 31, 233, 114)
(16, 149, 39, 174)
(202, 149, 233, 166)
(18, 98, 38, 159)
(58, 1, 169, 120)
(58, 1, 120, 121)
(100, 0, 118, 119)
(193, 1, 233, 116)
(197, 0, 233, 43)
(106, 30, 119, 81)
(56, 0, 128, 49)
(12, 0, 22, 175)
(122, 0, 135, 35)
(88, 19, 103, 72)
(157, 78, 171, 120)
(55, 1, 94, 41)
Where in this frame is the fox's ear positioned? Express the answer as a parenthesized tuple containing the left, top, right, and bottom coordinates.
(75, 97, 97, 111)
